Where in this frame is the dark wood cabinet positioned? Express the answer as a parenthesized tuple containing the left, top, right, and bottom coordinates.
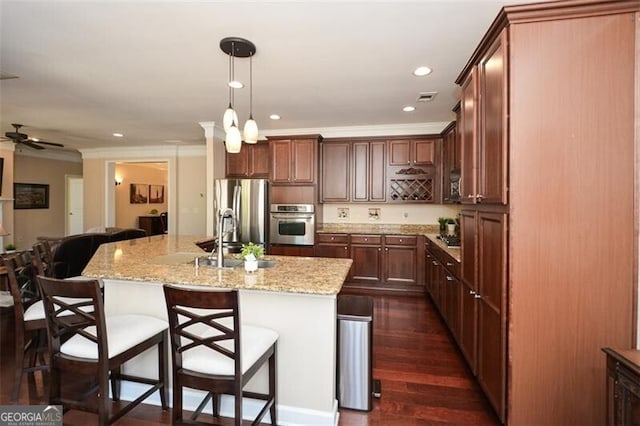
(315, 233, 350, 258)
(138, 215, 164, 236)
(383, 235, 418, 286)
(321, 142, 350, 202)
(441, 109, 460, 204)
(268, 244, 315, 257)
(460, 69, 478, 205)
(268, 136, 319, 184)
(477, 31, 507, 205)
(603, 348, 640, 426)
(352, 141, 386, 202)
(387, 139, 435, 166)
(475, 211, 507, 420)
(225, 142, 269, 178)
(350, 235, 383, 285)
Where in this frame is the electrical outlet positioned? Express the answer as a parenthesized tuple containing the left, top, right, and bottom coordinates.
(337, 207, 349, 220)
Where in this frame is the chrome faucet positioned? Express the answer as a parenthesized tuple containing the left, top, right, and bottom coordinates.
(216, 208, 236, 267)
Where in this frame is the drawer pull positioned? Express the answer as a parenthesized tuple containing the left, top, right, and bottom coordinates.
(446, 276, 455, 282)
(432, 261, 438, 266)
(446, 262, 454, 267)
(474, 293, 482, 299)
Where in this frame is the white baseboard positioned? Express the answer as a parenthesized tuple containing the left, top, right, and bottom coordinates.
(114, 382, 339, 426)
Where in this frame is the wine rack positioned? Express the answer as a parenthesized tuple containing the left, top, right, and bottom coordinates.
(389, 178, 434, 202)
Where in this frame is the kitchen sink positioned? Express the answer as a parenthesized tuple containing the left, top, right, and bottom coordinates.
(193, 257, 276, 269)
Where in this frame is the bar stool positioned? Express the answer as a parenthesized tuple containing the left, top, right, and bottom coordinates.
(32, 241, 55, 277)
(2, 252, 48, 403)
(163, 285, 278, 425)
(37, 276, 169, 425)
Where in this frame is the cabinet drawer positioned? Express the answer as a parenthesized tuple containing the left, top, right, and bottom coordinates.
(316, 233, 349, 244)
(350, 235, 382, 245)
(384, 235, 417, 246)
(431, 245, 460, 278)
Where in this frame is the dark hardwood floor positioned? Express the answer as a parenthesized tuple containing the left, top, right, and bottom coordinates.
(0, 295, 499, 425)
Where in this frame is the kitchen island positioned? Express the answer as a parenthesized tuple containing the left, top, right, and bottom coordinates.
(83, 234, 352, 425)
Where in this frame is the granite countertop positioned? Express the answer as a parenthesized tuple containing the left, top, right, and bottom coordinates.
(317, 223, 460, 263)
(83, 235, 352, 295)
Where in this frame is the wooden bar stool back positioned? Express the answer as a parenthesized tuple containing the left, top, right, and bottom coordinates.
(32, 241, 55, 277)
(37, 276, 169, 425)
(1, 251, 49, 403)
(163, 285, 278, 425)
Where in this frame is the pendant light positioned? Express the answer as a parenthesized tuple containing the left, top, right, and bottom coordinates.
(220, 37, 258, 152)
(243, 53, 258, 144)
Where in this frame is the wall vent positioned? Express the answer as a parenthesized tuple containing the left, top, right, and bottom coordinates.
(417, 92, 437, 102)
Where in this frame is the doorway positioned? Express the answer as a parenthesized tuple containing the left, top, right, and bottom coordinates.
(66, 175, 83, 235)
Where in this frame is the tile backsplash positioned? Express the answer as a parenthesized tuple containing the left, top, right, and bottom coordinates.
(322, 203, 459, 225)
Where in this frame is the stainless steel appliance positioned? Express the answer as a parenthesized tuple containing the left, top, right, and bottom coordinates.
(269, 204, 315, 246)
(213, 179, 269, 252)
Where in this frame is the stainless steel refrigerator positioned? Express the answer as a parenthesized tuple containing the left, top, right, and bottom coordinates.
(213, 179, 269, 252)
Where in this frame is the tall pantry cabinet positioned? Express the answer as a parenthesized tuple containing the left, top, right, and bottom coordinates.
(456, 1, 639, 425)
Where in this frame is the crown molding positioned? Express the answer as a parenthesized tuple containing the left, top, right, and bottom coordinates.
(80, 144, 206, 160)
(259, 122, 452, 139)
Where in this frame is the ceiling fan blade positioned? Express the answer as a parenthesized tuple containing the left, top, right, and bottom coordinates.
(19, 140, 45, 150)
(32, 140, 64, 148)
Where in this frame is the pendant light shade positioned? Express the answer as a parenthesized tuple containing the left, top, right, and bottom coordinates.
(225, 124, 242, 153)
(223, 104, 238, 132)
(243, 115, 258, 144)
(220, 37, 258, 152)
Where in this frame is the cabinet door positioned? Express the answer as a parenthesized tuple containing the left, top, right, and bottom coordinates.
(460, 69, 478, 204)
(292, 139, 315, 183)
(442, 123, 457, 203)
(460, 209, 478, 372)
(478, 30, 508, 205)
(444, 271, 461, 343)
(322, 142, 350, 202)
(249, 143, 270, 178)
(413, 139, 436, 166)
(350, 244, 383, 285)
(352, 142, 369, 202)
(315, 243, 350, 258)
(225, 147, 249, 177)
(369, 141, 386, 202)
(270, 140, 292, 183)
(425, 248, 435, 296)
(476, 211, 507, 421)
(384, 237, 418, 285)
(387, 140, 411, 165)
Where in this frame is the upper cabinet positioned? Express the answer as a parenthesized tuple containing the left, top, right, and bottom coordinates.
(353, 141, 386, 202)
(225, 142, 270, 178)
(268, 135, 321, 185)
(459, 30, 507, 205)
(321, 141, 350, 202)
(387, 138, 435, 166)
(441, 113, 460, 204)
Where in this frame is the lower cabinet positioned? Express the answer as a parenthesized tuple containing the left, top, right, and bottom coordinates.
(425, 239, 461, 338)
(269, 244, 315, 257)
(350, 235, 383, 285)
(315, 233, 424, 293)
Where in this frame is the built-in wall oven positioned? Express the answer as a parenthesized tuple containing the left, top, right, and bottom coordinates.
(269, 204, 315, 246)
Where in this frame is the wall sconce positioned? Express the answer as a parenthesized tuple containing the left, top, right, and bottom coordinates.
(115, 176, 123, 186)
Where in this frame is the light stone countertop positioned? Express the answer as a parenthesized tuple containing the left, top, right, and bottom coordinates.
(83, 235, 352, 295)
(425, 234, 461, 263)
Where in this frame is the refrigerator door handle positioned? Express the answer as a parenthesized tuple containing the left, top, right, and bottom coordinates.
(232, 182, 241, 241)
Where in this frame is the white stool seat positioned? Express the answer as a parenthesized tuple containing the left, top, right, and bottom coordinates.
(24, 297, 93, 322)
(182, 325, 278, 376)
(61, 314, 168, 359)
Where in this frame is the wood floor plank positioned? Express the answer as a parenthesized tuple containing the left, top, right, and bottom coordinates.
(1, 294, 500, 425)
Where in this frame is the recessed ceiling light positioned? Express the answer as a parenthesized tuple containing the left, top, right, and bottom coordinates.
(113, 133, 124, 138)
(269, 114, 281, 120)
(403, 106, 416, 112)
(228, 80, 244, 89)
(413, 66, 432, 77)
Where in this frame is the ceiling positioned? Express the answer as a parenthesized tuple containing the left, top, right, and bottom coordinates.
(0, 0, 541, 154)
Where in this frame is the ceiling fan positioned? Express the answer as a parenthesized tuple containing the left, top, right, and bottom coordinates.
(3, 123, 64, 150)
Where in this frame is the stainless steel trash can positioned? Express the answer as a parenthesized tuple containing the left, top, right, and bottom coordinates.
(337, 295, 374, 411)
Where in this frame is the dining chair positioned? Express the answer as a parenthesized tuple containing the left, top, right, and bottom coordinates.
(163, 285, 278, 425)
(37, 275, 169, 425)
(2, 251, 48, 403)
(32, 241, 55, 277)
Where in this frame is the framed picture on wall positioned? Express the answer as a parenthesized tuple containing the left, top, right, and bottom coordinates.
(149, 185, 164, 204)
(130, 183, 148, 204)
(14, 183, 49, 209)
